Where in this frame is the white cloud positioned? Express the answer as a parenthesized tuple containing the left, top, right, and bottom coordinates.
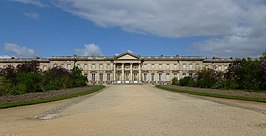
(74, 44, 103, 56)
(14, 0, 47, 7)
(53, 0, 266, 57)
(4, 43, 38, 58)
(24, 12, 39, 19)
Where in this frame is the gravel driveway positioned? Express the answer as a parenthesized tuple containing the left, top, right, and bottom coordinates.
(0, 85, 265, 136)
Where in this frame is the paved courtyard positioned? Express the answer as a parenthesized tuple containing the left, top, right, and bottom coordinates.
(0, 85, 265, 136)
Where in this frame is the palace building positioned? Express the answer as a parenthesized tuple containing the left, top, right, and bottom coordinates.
(0, 52, 234, 84)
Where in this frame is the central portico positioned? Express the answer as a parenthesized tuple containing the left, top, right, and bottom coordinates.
(113, 52, 142, 84)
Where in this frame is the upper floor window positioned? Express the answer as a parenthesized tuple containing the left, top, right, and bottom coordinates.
(174, 64, 177, 69)
(189, 64, 193, 70)
(67, 64, 71, 70)
(218, 65, 222, 70)
(99, 64, 103, 70)
(166, 64, 170, 69)
(92, 64, 96, 70)
(107, 64, 111, 69)
(77, 64, 80, 68)
(43, 65, 47, 71)
(151, 64, 155, 69)
(143, 64, 147, 70)
(195, 64, 199, 69)
(182, 64, 186, 69)
(84, 64, 88, 70)
(159, 64, 162, 69)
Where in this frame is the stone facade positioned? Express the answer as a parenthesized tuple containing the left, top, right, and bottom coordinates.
(0, 52, 234, 84)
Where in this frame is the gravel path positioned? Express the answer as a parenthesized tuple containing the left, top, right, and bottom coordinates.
(0, 85, 265, 136)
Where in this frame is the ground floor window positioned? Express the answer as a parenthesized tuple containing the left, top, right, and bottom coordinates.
(134, 73, 138, 81)
(182, 73, 186, 78)
(125, 73, 129, 81)
(107, 73, 111, 81)
(117, 73, 121, 81)
(166, 73, 170, 81)
(99, 73, 103, 81)
(159, 73, 162, 81)
(92, 73, 96, 81)
(151, 73, 155, 81)
(144, 73, 147, 81)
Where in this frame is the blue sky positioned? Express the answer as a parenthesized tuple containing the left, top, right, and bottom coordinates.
(0, 0, 265, 58)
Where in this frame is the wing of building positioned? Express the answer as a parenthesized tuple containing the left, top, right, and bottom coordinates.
(0, 52, 235, 84)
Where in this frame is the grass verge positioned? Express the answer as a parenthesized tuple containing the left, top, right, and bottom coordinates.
(0, 85, 105, 109)
(156, 85, 266, 103)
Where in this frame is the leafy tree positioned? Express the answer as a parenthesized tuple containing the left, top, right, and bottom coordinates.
(196, 68, 223, 88)
(16, 61, 40, 73)
(225, 58, 261, 90)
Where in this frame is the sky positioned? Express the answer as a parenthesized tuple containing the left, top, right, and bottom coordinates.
(0, 0, 266, 58)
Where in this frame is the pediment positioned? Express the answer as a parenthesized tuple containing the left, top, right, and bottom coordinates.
(115, 52, 140, 60)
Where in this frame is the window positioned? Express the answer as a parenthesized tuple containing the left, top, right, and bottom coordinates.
(218, 65, 222, 70)
(77, 64, 80, 68)
(92, 64, 96, 70)
(92, 73, 96, 81)
(144, 73, 147, 81)
(189, 64, 193, 70)
(159, 73, 162, 81)
(84, 73, 88, 77)
(84, 64, 88, 70)
(99, 64, 103, 70)
(99, 73, 103, 81)
(174, 64, 177, 69)
(182, 73, 186, 77)
(107, 64, 111, 70)
(196, 64, 199, 69)
(43, 65, 47, 71)
(183, 64, 186, 69)
(159, 64, 162, 69)
(144, 64, 147, 70)
(166, 64, 170, 69)
(60, 64, 64, 68)
(151, 73, 155, 81)
(151, 64, 155, 69)
(67, 64, 71, 70)
(189, 73, 193, 76)
(107, 73, 111, 81)
(174, 73, 177, 78)
(166, 73, 170, 81)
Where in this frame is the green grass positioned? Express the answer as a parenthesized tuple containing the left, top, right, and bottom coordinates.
(156, 85, 266, 103)
(0, 85, 105, 109)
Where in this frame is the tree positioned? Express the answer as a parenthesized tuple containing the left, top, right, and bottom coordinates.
(16, 61, 40, 73)
(195, 68, 223, 88)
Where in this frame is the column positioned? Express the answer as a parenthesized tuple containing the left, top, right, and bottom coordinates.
(138, 63, 142, 83)
(122, 63, 125, 83)
(130, 63, 133, 83)
(113, 63, 116, 82)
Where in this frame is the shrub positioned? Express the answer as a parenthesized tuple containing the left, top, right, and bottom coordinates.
(179, 76, 194, 86)
(171, 77, 178, 85)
